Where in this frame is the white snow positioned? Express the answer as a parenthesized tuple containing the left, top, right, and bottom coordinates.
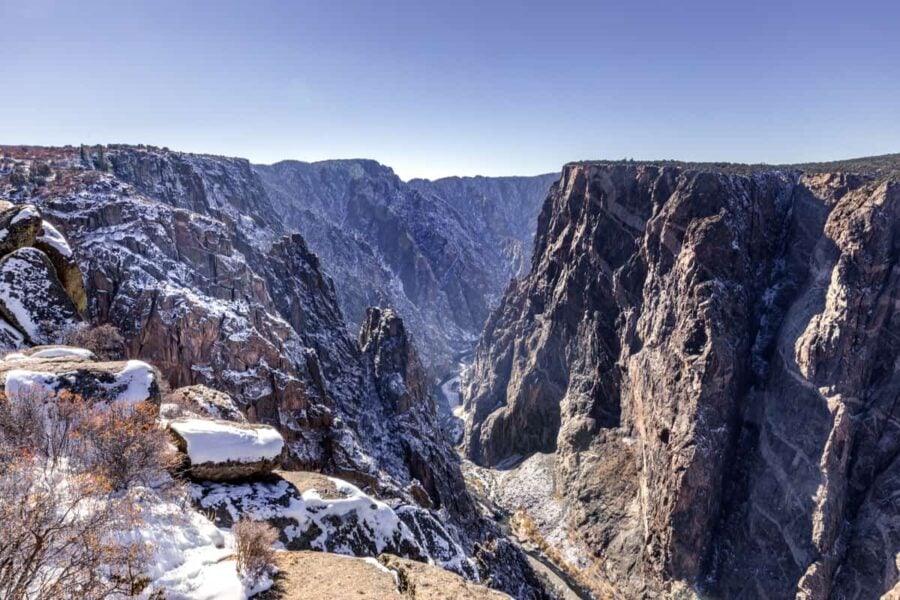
(3, 352, 27, 361)
(195, 476, 421, 558)
(3, 360, 155, 404)
(115, 486, 273, 600)
(4, 368, 58, 397)
(28, 346, 96, 360)
(36, 221, 73, 257)
(170, 419, 284, 464)
(114, 360, 156, 404)
(10, 205, 39, 225)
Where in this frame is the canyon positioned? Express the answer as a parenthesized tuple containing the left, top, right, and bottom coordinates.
(1, 145, 898, 599)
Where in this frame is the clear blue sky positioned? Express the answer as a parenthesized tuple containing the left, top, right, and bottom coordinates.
(1, 0, 898, 180)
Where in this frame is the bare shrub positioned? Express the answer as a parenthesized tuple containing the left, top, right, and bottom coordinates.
(64, 323, 127, 360)
(233, 519, 278, 584)
(0, 454, 150, 599)
(74, 402, 180, 491)
(0, 388, 86, 467)
(0, 385, 176, 598)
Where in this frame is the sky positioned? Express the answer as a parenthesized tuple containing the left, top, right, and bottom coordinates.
(1, 0, 898, 180)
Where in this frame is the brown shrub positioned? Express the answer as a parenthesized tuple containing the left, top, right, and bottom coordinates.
(64, 323, 127, 360)
(233, 519, 278, 584)
(74, 401, 180, 491)
(0, 451, 150, 599)
(0, 388, 86, 467)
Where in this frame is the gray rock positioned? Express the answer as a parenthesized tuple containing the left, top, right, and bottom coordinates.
(0, 204, 41, 256)
(0, 247, 80, 345)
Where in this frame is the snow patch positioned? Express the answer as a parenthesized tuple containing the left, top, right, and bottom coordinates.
(115, 360, 156, 404)
(170, 419, 284, 464)
(29, 346, 96, 360)
(36, 221, 73, 257)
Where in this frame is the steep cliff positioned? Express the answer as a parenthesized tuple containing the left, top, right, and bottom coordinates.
(0, 145, 552, 599)
(409, 174, 557, 278)
(462, 160, 900, 598)
(255, 161, 555, 374)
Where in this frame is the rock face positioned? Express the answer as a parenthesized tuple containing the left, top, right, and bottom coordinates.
(0, 247, 79, 344)
(0, 146, 550, 599)
(409, 174, 558, 279)
(0, 202, 86, 347)
(463, 161, 900, 597)
(255, 161, 555, 373)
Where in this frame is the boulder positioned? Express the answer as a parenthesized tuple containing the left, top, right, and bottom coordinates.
(33, 221, 87, 313)
(0, 204, 41, 257)
(0, 356, 162, 406)
(0, 247, 80, 345)
(167, 418, 283, 481)
(194, 471, 427, 562)
(165, 385, 246, 423)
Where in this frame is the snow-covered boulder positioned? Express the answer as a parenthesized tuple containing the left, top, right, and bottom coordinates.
(33, 221, 87, 313)
(0, 204, 42, 257)
(168, 418, 283, 481)
(0, 357, 161, 406)
(0, 247, 80, 345)
(165, 385, 247, 423)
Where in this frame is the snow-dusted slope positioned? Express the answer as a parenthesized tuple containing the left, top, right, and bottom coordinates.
(255, 160, 556, 375)
(0, 145, 552, 600)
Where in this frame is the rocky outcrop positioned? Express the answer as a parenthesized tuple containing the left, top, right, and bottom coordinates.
(463, 161, 900, 598)
(34, 220, 87, 313)
(0, 354, 162, 406)
(0, 202, 86, 347)
(0, 203, 41, 256)
(165, 384, 247, 422)
(0, 247, 79, 344)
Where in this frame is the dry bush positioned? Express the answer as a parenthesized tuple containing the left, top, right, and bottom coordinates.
(0, 385, 176, 598)
(63, 323, 127, 360)
(0, 453, 150, 599)
(0, 389, 86, 467)
(74, 402, 180, 491)
(233, 519, 278, 584)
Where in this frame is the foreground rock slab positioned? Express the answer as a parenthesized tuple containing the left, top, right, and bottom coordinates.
(255, 550, 511, 600)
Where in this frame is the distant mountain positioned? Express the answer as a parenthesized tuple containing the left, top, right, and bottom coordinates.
(254, 160, 556, 375)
